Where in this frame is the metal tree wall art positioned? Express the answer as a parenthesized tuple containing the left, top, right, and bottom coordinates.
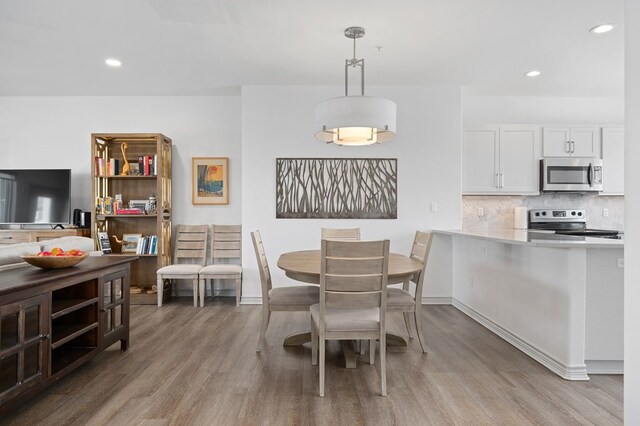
(276, 158, 397, 219)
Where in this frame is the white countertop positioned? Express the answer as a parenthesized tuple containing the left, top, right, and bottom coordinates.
(433, 228, 624, 248)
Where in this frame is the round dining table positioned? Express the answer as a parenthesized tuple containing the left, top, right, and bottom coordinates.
(277, 249, 423, 367)
(277, 250, 423, 285)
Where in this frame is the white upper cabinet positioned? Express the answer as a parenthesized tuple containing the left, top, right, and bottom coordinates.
(601, 126, 624, 195)
(543, 126, 600, 157)
(462, 127, 499, 193)
(499, 127, 541, 193)
(463, 126, 540, 195)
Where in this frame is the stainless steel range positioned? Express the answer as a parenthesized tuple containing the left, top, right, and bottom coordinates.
(528, 209, 621, 239)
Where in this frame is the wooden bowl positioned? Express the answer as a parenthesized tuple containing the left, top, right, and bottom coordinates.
(21, 254, 88, 269)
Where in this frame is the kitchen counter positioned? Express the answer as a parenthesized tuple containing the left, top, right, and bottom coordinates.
(432, 229, 623, 380)
(433, 228, 623, 248)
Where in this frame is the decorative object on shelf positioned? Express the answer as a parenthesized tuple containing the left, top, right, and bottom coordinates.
(148, 194, 157, 214)
(114, 233, 142, 253)
(120, 143, 131, 175)
(276, 158, 397, 219)
(315, 27, 397, 146)
(129, 199, 149, 214)
(192, 157, 229, 205)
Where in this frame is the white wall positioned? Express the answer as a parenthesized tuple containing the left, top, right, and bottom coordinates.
(0, 96, 242, 226)
(463, 95, 624, 125)
(625, 0, 640, 420)
(241, 85, 462, 301)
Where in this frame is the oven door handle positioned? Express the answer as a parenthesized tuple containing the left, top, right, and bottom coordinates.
(588, 163, 594, 187)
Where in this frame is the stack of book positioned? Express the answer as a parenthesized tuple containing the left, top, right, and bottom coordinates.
(136, 235, 158, 255)
(94, 157, 122, 176)
(137, 154, 158, 176)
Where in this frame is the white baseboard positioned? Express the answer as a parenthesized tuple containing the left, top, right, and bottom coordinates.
(240, 297, 262, 305)
(421, 296, 453, 305)
(586, 360, 624, 374)
(452, 299, 589, 381)
(175, 289, 236, 298)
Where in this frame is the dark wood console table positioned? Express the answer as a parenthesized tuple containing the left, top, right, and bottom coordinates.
(0, 256, 136, 413)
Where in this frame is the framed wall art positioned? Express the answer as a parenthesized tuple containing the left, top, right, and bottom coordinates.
(276, 158, 397, 219)
(192, 157, 229, 205)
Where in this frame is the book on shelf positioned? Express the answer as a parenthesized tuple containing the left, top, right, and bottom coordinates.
(116, 208, 144, 215)
(108, 158, 120, 176)
(153, 154, 157, 175)
(95, 157, 106, 176)
(135, 235, 157, 254)
(138, 156, 144, 175)
(97, 232, 112, 254)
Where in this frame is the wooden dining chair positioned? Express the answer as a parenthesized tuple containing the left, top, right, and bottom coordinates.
(251, 230, 320, 352)
(198, 225, 243, 307)
(310, 239, 390, 397)
(320, 227, 361, 240)
(156, 225, 208, 307)
(386, 231, 433, 353)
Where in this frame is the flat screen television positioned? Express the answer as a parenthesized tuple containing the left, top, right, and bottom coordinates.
(0, 169, 71, 225)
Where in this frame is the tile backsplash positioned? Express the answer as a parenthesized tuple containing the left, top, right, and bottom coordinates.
(462, 195, 624, 231)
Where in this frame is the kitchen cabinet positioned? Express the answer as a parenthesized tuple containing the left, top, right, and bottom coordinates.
(462, 126, 540, 195)
(601, 126, 624, 195)
(543, 126, 600, 158)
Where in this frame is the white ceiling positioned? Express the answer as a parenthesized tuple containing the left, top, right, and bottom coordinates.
(0, 0, 624, 96)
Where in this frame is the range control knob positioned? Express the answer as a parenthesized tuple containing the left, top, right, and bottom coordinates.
(571, 211, 576, 216)
(535, 212, 540, 216)
(578, 212, 583, 216)
(542, 211, 547, 216)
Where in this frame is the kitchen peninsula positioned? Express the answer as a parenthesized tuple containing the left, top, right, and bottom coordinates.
(432, 228, 623, 380)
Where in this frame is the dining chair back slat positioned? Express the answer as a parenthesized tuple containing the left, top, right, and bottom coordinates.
(174, 225, 208, 263)
(325, 291, 382, 309)
(324, 275, 383, 292)
(321, 227, 361, 241)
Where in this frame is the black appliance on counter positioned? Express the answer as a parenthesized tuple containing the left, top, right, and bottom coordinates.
(528, 209, 621, 239)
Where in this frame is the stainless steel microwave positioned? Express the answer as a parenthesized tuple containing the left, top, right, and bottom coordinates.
(541, 158, 603, 192)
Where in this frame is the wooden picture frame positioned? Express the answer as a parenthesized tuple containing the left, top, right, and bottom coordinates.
(121, 233, 142, 253)
(192, 157, 229, 205)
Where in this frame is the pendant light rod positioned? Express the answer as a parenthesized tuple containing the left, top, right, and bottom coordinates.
(344, 26, 365, 96)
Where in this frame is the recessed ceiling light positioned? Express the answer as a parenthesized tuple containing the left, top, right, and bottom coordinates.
(105, 58, 122, 67)
(590, 24, 614, 34)
(525, 70, 541, 78)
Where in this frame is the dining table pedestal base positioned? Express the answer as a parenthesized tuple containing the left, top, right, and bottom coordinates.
(283, 331, 408, 369)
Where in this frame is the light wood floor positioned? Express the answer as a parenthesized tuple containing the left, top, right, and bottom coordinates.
(4, 298, 623, 425)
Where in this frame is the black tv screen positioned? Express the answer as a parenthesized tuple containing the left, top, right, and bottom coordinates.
(0, 169, 71, 225)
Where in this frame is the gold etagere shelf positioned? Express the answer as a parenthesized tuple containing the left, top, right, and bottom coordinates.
(91, 133, 172, 305)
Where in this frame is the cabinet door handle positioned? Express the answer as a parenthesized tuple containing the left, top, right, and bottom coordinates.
(495, 173, 500, 188)
(566, 140, 571, 153)
(571, 140, 575, 153)
(500, 173, 505, 188)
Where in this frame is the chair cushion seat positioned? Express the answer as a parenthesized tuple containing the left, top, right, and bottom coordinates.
(310, 304, 380, 332)
(268, 286, 319, 306)
(387, 288, 416, 307)
(157, 264, 203, 275)
(199, 264, 242, 275)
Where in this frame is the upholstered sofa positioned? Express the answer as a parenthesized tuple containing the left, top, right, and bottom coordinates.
(0, 236, 99, 271)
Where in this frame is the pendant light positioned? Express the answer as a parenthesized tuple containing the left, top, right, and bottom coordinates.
(315, 27, 397, 146)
